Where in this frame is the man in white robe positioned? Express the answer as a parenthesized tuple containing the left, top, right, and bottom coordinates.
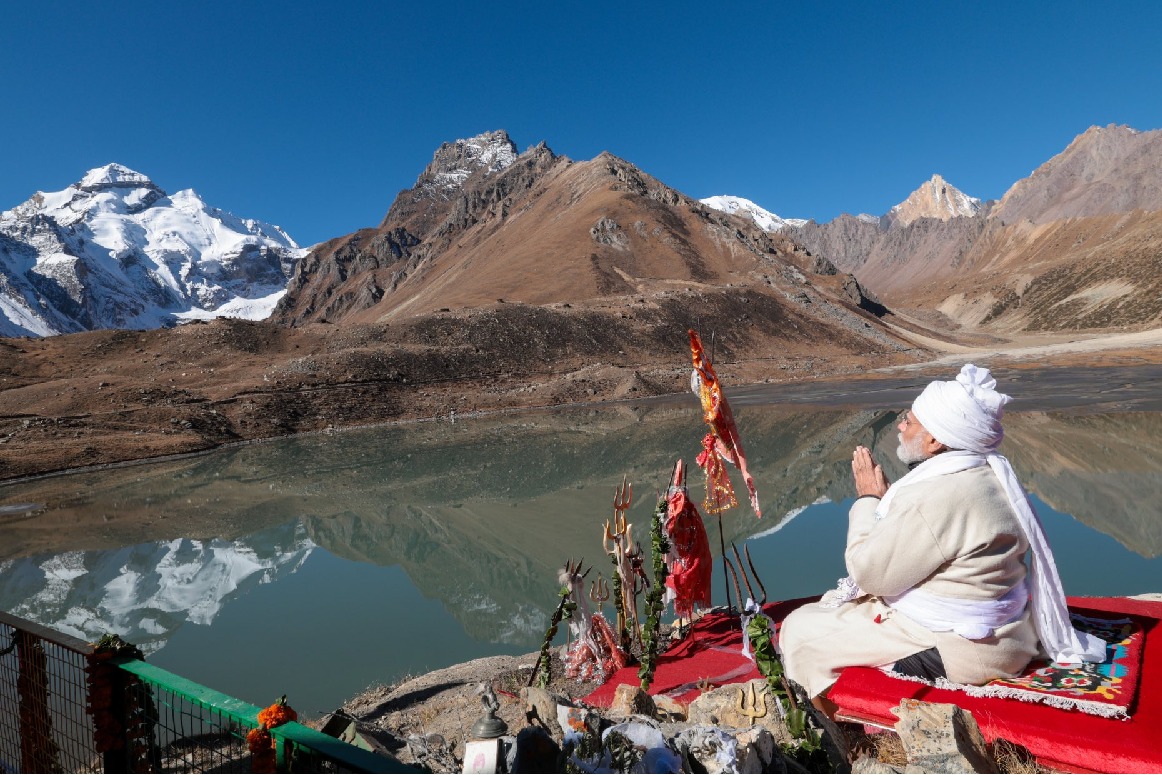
(778, 364, 1105, 716)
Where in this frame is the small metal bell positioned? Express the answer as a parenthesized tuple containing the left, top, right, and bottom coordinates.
(471, 711, 508, 740)
(471, 684, 508, 739)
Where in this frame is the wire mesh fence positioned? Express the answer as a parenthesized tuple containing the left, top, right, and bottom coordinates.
(0, 612, 101, 773)
(0, 610, 410, 773)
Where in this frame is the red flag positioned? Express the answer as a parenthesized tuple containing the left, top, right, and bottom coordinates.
(689, 329, 761, 518)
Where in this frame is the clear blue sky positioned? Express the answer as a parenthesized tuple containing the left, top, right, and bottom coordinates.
(4, 1, 1161, 247)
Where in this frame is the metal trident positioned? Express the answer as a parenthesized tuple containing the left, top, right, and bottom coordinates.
(602, 474, 638, 653)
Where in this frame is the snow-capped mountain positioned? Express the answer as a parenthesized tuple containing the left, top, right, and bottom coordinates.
(0, 523, 314, 654)
(700, 195, 807, 231)
(886, 173, 983, 226)
(0, 163, 307, 337)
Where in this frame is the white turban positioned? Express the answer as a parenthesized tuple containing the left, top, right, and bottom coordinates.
(911, 363, 1008, 453)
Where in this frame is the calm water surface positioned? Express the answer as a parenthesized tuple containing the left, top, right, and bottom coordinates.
(2, 370, 1160, 715)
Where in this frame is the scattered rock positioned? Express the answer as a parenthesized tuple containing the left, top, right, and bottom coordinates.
(653, 694, 687, 722)
(610, 683, 657, 719)
(687, 680, 792, 744)
(520, 686, 565, 737)
(892, 700, 998, 774)
(734, 726, 779, 773)
(852, 754, 905, 773)
(512, 726, 560, 773)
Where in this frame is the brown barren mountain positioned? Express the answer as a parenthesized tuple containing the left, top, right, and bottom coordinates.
(991, 124, 1162, 225)
(793, 125, 1162, 334)
(274, 132, 898, 333)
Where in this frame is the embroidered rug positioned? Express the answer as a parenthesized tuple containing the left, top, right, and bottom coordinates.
(885, 612, 1143, 719)
(827, 596, 1162, 774)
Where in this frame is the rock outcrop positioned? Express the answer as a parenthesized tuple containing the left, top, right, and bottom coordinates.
(886, 174, 983, 227)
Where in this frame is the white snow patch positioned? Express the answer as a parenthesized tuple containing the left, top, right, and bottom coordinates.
(701, 195, 805, 231)
(173, 289, 287, 322)
(80, 163, 155, 190)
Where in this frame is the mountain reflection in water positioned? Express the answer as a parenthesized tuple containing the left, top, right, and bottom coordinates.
(1, 397, 1160, 712)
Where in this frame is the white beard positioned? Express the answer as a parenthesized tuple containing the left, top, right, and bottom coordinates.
(896, 432, 931, 465)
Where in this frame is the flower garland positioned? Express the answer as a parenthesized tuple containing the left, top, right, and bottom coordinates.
(528, 579, 576, 688)
(638, 495, 670, 691)
(86, 634, 156, 773)
(247, 695, 298, 773)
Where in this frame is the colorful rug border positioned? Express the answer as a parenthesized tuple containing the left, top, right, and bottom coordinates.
(882, 613, 1142, 720)
(882, 668, 1130, 720)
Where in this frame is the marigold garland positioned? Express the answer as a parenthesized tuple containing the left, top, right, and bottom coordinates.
(257, 695, 298, 728)
(247, 727, 276, 774)
(248, 695, 297, 773)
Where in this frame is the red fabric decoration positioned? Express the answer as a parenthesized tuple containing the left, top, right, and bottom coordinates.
(689, 330, 760, 517)
(563, 613, 626, 682)
(664, 484, 713, 619)
(696, 432, 737, 514)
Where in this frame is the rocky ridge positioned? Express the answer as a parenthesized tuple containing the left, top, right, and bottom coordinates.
(782, 125, 1162, 333)
(273, 129, 906, 387)
(991, 124, 1162, 225)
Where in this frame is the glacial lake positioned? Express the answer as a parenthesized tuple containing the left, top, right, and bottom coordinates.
(1, 366, 1160, 717)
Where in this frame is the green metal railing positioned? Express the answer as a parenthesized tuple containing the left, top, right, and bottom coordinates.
(113, 659, 413, 773)
(0, 610, 413, 773)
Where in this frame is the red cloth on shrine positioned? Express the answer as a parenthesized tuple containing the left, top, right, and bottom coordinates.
(664, 486, 713, 619)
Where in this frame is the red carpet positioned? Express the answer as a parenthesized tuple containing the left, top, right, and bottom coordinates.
(582, 606, 767, 707)
(827, 596, 1162, 774)
(582, 597, 1162, 774)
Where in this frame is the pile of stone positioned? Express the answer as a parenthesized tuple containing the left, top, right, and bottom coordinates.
(467, 681, 1011, 774)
